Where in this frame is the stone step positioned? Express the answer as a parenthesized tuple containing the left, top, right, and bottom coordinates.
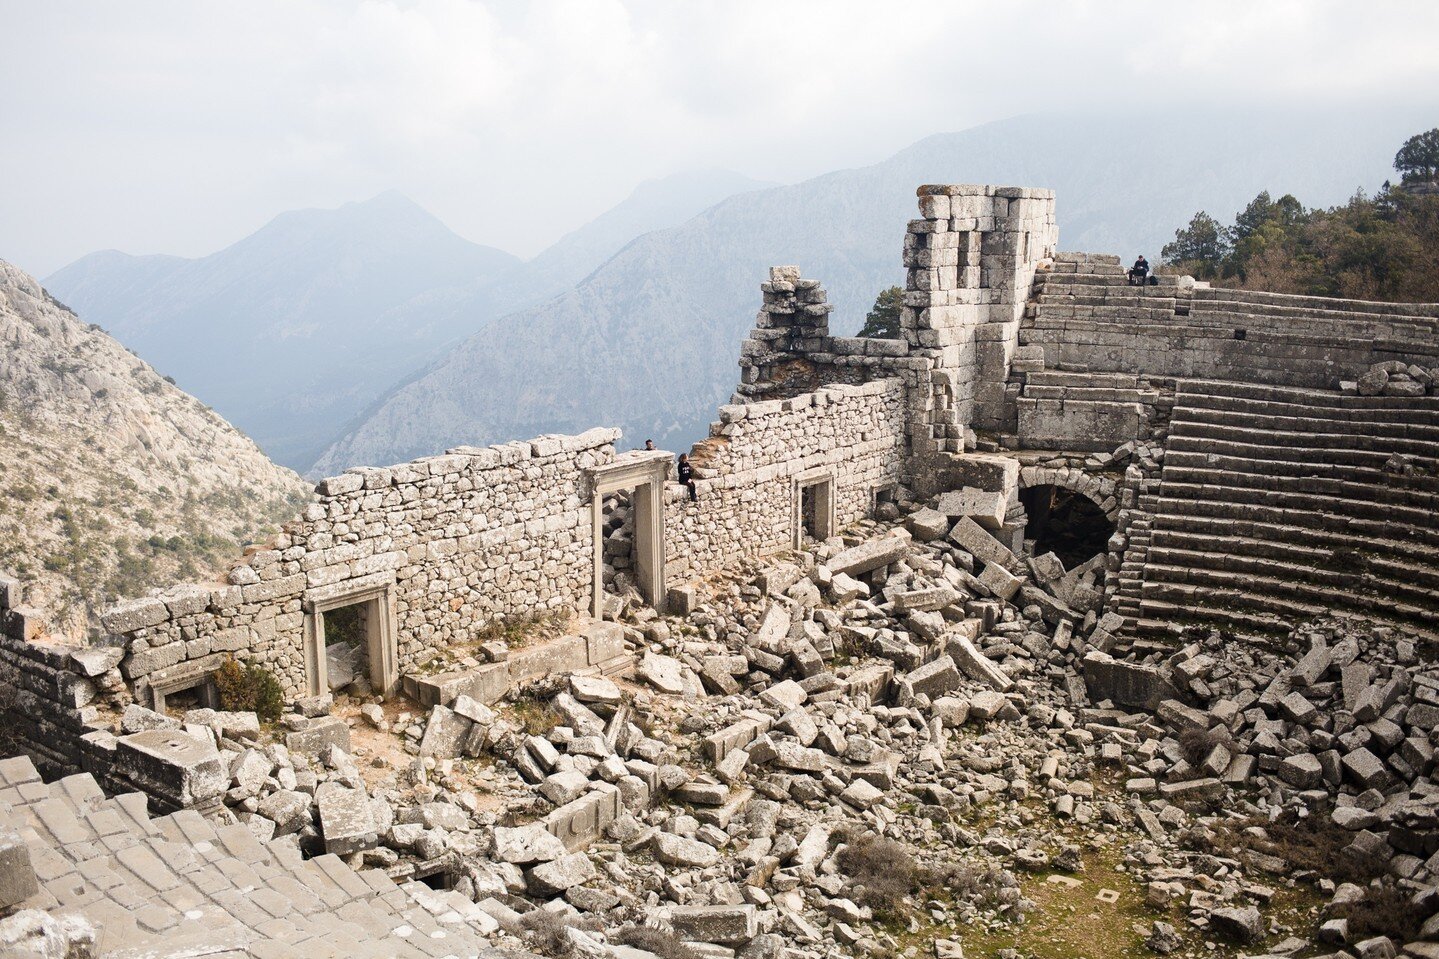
(1152, 479, 1437, 531)
(1141, 506, 1439, 563)
(1161, 435, 1416, 474)
(1145, 546, 1439, 611)
(1179, 377, 1439, 406)
(1140, 565, 1439, 638)
(1163, 448, 1439, 494)
(1172, 407, 1439, 444)
(1167, 421, 1439, 462)
(1159, 465, 1438, 513)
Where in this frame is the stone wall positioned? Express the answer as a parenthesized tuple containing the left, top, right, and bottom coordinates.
(665, 379, 910, 582)
(97, 429, 619, 702)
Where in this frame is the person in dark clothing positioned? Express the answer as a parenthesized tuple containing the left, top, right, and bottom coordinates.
(644, 439, 655, 451)
(1128, 255, 1150, 286)
(677, 453, 697, 502)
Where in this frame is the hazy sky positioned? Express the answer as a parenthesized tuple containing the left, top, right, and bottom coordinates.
(3, 0, 1438, 276)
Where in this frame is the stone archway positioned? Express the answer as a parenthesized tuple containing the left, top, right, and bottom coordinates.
(1017, 467, 1120, 570)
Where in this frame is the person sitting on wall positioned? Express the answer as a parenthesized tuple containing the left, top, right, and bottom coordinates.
(677, 453, 698, 502)
(644, 439, 655, 451)
(1128, 255, 1150, 286)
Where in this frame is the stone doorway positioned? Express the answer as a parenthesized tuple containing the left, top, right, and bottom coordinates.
(303, 579, 398, 698)
(1019, 484, 1115, 569)
(794, 470, 835, 548)
(588, 455, 669, 618)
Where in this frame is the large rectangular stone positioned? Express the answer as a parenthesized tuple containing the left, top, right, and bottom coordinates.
(1082, 651, 1175, 709)
(703, 716, 772, 763)
(581, 622, 625, 665)
(947, 517, 1017, 569)
(543, 783, 622, 852)
(946, 633, 1013, 692)
(114, 730, 226, 812)
(285, 715, 352, 756)
(316, 784, 378, 856)
(827, 530, 913, 577)
(0, 829, 38, 908)
(668, 904, 758, 946)
(902, 655, 961, 699)
(508, 635, 588, 682)
(935, 487, 1007, 529)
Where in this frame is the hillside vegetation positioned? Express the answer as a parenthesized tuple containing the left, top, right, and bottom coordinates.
(1161, 127, 1439, 302)
(0, 260, 310, 637)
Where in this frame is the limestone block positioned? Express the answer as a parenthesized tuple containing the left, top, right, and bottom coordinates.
(544, 782, 622, 852)
(115, 730, 226, 811)
(1082, 651, 1175, 709)
(936, 487, 1007, 529)
(100, 597, 170, 634)
(947, 517, 1017, 570)
(494, 824, 567, 864)
(0, 829, 38, 909)
(946, 634, 1013, 692)
(669, 904, 758, 946)
(827, 530, 912, 577)
(904, 508, 950, 541)
(976, 563, 1021, 601)
(316, 783, 379, 856)
(902, 656, 961, 699)
(286, 715, 352, 756)
(527, 852, 596, 897)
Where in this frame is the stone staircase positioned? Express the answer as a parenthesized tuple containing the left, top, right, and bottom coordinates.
(1132, 379, 1439, 643)
(0, 755, 515, 958)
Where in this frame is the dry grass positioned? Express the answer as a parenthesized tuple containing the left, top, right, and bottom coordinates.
(612, 925, 703, 959)
(1178, 726, 1228, 766)
(836, 832, 924, 920)
(514, 909, 576, 956)
(1331, 883, 1423, 942)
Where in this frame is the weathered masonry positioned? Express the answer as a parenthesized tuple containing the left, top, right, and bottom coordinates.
(3, 183, 1438, 785)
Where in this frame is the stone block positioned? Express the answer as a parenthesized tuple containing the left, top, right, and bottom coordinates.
(946, 633, 1013, 691)
(948, 517, 1016, 569)
(285, 715, 352, 756)
(317, 784, 379, 856)
(827, 531, 913, 577)
(976, 563, 1021, 601)
(527, 852, 595, 897)
(668, 904, 758, 946)
(0, 829, 38, 908)
(1082, 651, 1175, 709)
(509, 634, 588, 682)
(544, 782, 622, 852)
(904, 508, 950, 542)
(114, 730, 226, 811)
(936, 487, 1007, 529)
(902, 655, 961, 699)
(581, 621, 626, 665)
(417, 706, 471, 759)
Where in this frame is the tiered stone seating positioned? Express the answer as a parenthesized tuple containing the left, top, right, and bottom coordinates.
(1132, 380, 1439, 643)
(1023, 258, 1439, 385)
(0, 755, 512, 958)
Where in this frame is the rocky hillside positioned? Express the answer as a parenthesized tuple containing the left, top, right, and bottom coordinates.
(315, 107, 1431, 472)
(0, 260, 310, 636)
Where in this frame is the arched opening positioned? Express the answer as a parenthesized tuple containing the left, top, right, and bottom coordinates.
(1019, 484, 1115, 570)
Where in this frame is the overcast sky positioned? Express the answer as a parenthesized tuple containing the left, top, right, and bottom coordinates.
(2, 0, 1438, 276)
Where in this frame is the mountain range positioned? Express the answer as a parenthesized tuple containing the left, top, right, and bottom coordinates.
(43, 107, 1436, 478)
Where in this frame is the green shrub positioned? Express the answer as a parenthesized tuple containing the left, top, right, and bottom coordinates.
(214, 656, 284, 722)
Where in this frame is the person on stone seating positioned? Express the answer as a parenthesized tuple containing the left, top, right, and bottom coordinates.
(677, 453, 698, 502)
(644, 439, 655, 451)
(1128, 255, 1150, 286)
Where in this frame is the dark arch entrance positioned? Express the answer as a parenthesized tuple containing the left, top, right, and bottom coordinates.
(1019, 484, 1115, 570)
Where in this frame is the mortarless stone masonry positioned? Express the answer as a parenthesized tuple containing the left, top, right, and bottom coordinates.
(2, 181, 1438, 790)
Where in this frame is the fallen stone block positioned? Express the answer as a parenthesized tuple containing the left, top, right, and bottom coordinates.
(902, 655, 961, 699)
(828, 572, 869, 603)
(494, 824, 567, 864)
(936, 487, 1007, 529)
(526, 852, 595, 897)
(948, 517, 1017, 569)
(668, 904, 758, 946)
(652, 832, 719, 867)
(638, 653, 686, 695)
(0, 829, 38, 909)
(946, 634, 1013, 692)
(904, 508, 950, 542)
(827, 530, 913, 577)
(544, 783, 622, 852)
(976, 563, 1021, 600)
(114, 729, 226, 812)
(316, 784, 378, 856)
(285, 714, 352, 756)
(1083, 651, 1175, 709)
(417, 706, 471, 759)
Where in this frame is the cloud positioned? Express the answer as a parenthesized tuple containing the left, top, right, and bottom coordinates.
(0, 0, 1436, 275)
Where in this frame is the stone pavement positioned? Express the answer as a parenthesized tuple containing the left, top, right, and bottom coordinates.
(0, 755, 523, 958)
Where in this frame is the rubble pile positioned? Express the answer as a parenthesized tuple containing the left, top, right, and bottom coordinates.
(1351, 361, 1439, 398)
(14, 487, 1439, 959)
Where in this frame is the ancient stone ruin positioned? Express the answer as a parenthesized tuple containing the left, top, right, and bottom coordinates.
(3, 184, 1438, 958)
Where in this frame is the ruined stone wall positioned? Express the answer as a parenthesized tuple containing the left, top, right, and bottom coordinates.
(665, 379, 910, 582)
(96, 429, 619, 702)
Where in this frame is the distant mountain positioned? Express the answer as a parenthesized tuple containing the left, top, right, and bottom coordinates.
(0, 260, 310, 638)
(44, 192, 521, 468)
(312, 107, 1437, 475)
(45, 172, 773, 470)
